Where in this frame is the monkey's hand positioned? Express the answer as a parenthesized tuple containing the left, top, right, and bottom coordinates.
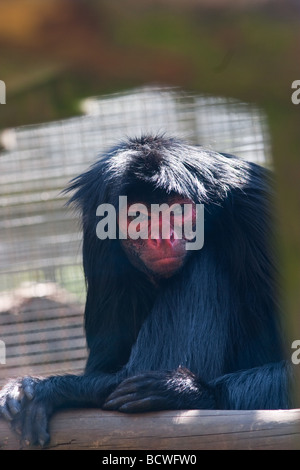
(103, 367, 216, 412)
(0, 377, 52, 446)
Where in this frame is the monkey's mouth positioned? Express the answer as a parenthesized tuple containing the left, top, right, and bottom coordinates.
(152, 256, 182, 263)
(147, 256, 185, 271)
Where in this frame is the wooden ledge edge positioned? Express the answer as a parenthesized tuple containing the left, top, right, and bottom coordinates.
(1, 408, 300, 450)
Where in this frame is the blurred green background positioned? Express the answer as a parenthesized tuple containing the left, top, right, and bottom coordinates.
(0, 0, 299, 126)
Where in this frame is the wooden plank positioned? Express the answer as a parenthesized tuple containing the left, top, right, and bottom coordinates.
(0, 409, 299, 450)
(0, 292, 87, 385)
(0, 305, 83, 325)
(2, 324, 84, 344)
(0, 347, 86, 369)
(1, 316, 83, 334)
(0, 360, 85, 384)
(5, 336, 86, 356)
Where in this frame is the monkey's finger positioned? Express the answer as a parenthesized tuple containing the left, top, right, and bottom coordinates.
(21, 419, 35, 447)
(30, 402, 50, 447)
(6, 397, 22, 416)
(119, 372, 166, 385)
(22, 377, 36, 400)
(104, 384, 138, 400)
(11, 418, 22, 435)
(103, 392, 144, 410)
(106, 377, 160, 401)
(119, 396, 165, 413)
(35, 420, 50, 447)
(21, 410, 49, 447)
(0, 403, 13, 421)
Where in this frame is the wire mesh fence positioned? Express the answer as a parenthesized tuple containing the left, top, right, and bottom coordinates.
(0, 85, 271, 381)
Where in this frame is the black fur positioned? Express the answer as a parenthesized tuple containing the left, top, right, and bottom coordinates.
(0, 135, 291, 446)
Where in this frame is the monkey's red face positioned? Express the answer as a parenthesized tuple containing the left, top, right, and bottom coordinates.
(118, 196, 197, 279)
